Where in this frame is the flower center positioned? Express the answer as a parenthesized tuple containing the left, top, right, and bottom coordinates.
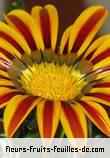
(20, 62, 86, 101)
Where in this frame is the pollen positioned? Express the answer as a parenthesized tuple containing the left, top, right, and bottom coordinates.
(20, 62, 86, 101)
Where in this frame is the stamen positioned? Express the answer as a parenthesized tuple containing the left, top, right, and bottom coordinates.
(20, 62, 86, 101)
(8, 51, 90, 101)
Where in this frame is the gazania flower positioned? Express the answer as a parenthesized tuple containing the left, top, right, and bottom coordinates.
(0, 4, 110, 138)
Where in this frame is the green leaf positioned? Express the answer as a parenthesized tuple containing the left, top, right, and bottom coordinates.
(7, 0, 24, 12)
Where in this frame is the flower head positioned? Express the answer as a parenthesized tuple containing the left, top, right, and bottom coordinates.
(0, 4, 110, 138)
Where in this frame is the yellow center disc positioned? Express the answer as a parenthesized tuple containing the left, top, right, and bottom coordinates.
(20, 62, 87, 101)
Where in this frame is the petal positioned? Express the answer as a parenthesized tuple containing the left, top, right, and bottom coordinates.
(0, 87, 23, 108)
(60, 101, 87, 138)
(0, 22, 30, 55)
(0, 70, 9, 80)
(4, 95, 40, 137)
(0, 57, 10, 69)
(96, 72, 110, 81)
(83, 93, 110, 106)
(60, 26, 72, 54)
(0, 79, 15, 88)
(37, 100, 61, 138)
(91, 87, 110, 94)
(68, 6, 108, 56)
(90, 81, 110, 94)
(0, 53, 12, 63)
(5, 10, 39, 51)
(0, 38, 22, 59)
(31, 4, 58, 50)
(78, 100, 110, 136)
(95, 66, 110, 81)
(84, 34, 110, 59)
(94, 82, 110, 88)
(91, 39, 110, 70)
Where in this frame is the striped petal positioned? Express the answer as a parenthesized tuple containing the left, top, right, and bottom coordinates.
(95, 66, 110, 81)
(90, 39, 110, 70)
(83, 93, 110, 107)
(60, 26, 72, 54)
(0, 38, 21, 60)
(0, 79, 15, 89)
(4, 95, 40, 137)
(84, 34, 110, 59)
(94, 82, 110, 88)
(78, 100, 110, 136)
(91, 74, 110, 94)
(0, 22, 30, 55)
(91, 87, 110, 94)
(5, 10, 39, 51)
(0, 53, 12, 64)
(0, 70, 9, 80)
(31, 4, 58, 50)
(37, 100, 61, 138)
(60, 102, 87, 138)
(68, 6, 107, 56)
(0, 87, 23, 108)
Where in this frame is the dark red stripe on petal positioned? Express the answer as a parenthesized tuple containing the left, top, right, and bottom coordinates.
(79, 100, 110, 134)
(0, 65, 8, 71)
(0, 48, 14, 60)
(0, 32, 25, 54)
(63, 40, 69, 54)
(102, 105, 110, 118)
(94, 82, 110, 88)
(87, 92, 110, 103)
(43, 100, 53, 137)
(0, 58, 12, 67)
(96, 66, 110, 74)
(40, 9, 51, 49)
(100, 66, 110, 72)
(72, 9, 105, 52)
(61, 102, 84, 138)
(0, 85, 16, 89)
(0, 91, 23, 106)
(86, 49, 96, 60)
(8, 96, 36, 137)
(92, 48, 110, 65)
(8, 15, 37, 51)
(0, 75, 9, 80)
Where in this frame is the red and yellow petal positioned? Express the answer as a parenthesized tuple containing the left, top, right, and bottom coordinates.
(91, 39, 110, 70)
(68, 6, 107, 56)
(0, 38, 22, 60)
(60, 26, 73, 54)
(0, 22, 30, 55)
(31, 4, 58, 50)
(0, 70, 9, 80)
(90, 81, 110, 95)
(0, 53, 12, 64)
(83, 93, 110, 107)
(37, 99, 61, 138)
(5, 10, 40, 51)
(60, 101, 87, 138)
(84, 34, 110, 59)
(90, 87, 110, 94)
(94, 66, 110, 82)
(94, 82, 110, 88)
(4, 95, 40, 137)
(0, 79, 15, 88)
(0, 87, 23, 108)
(78, 100, 110, 136)
(96, 72, 110, 81)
